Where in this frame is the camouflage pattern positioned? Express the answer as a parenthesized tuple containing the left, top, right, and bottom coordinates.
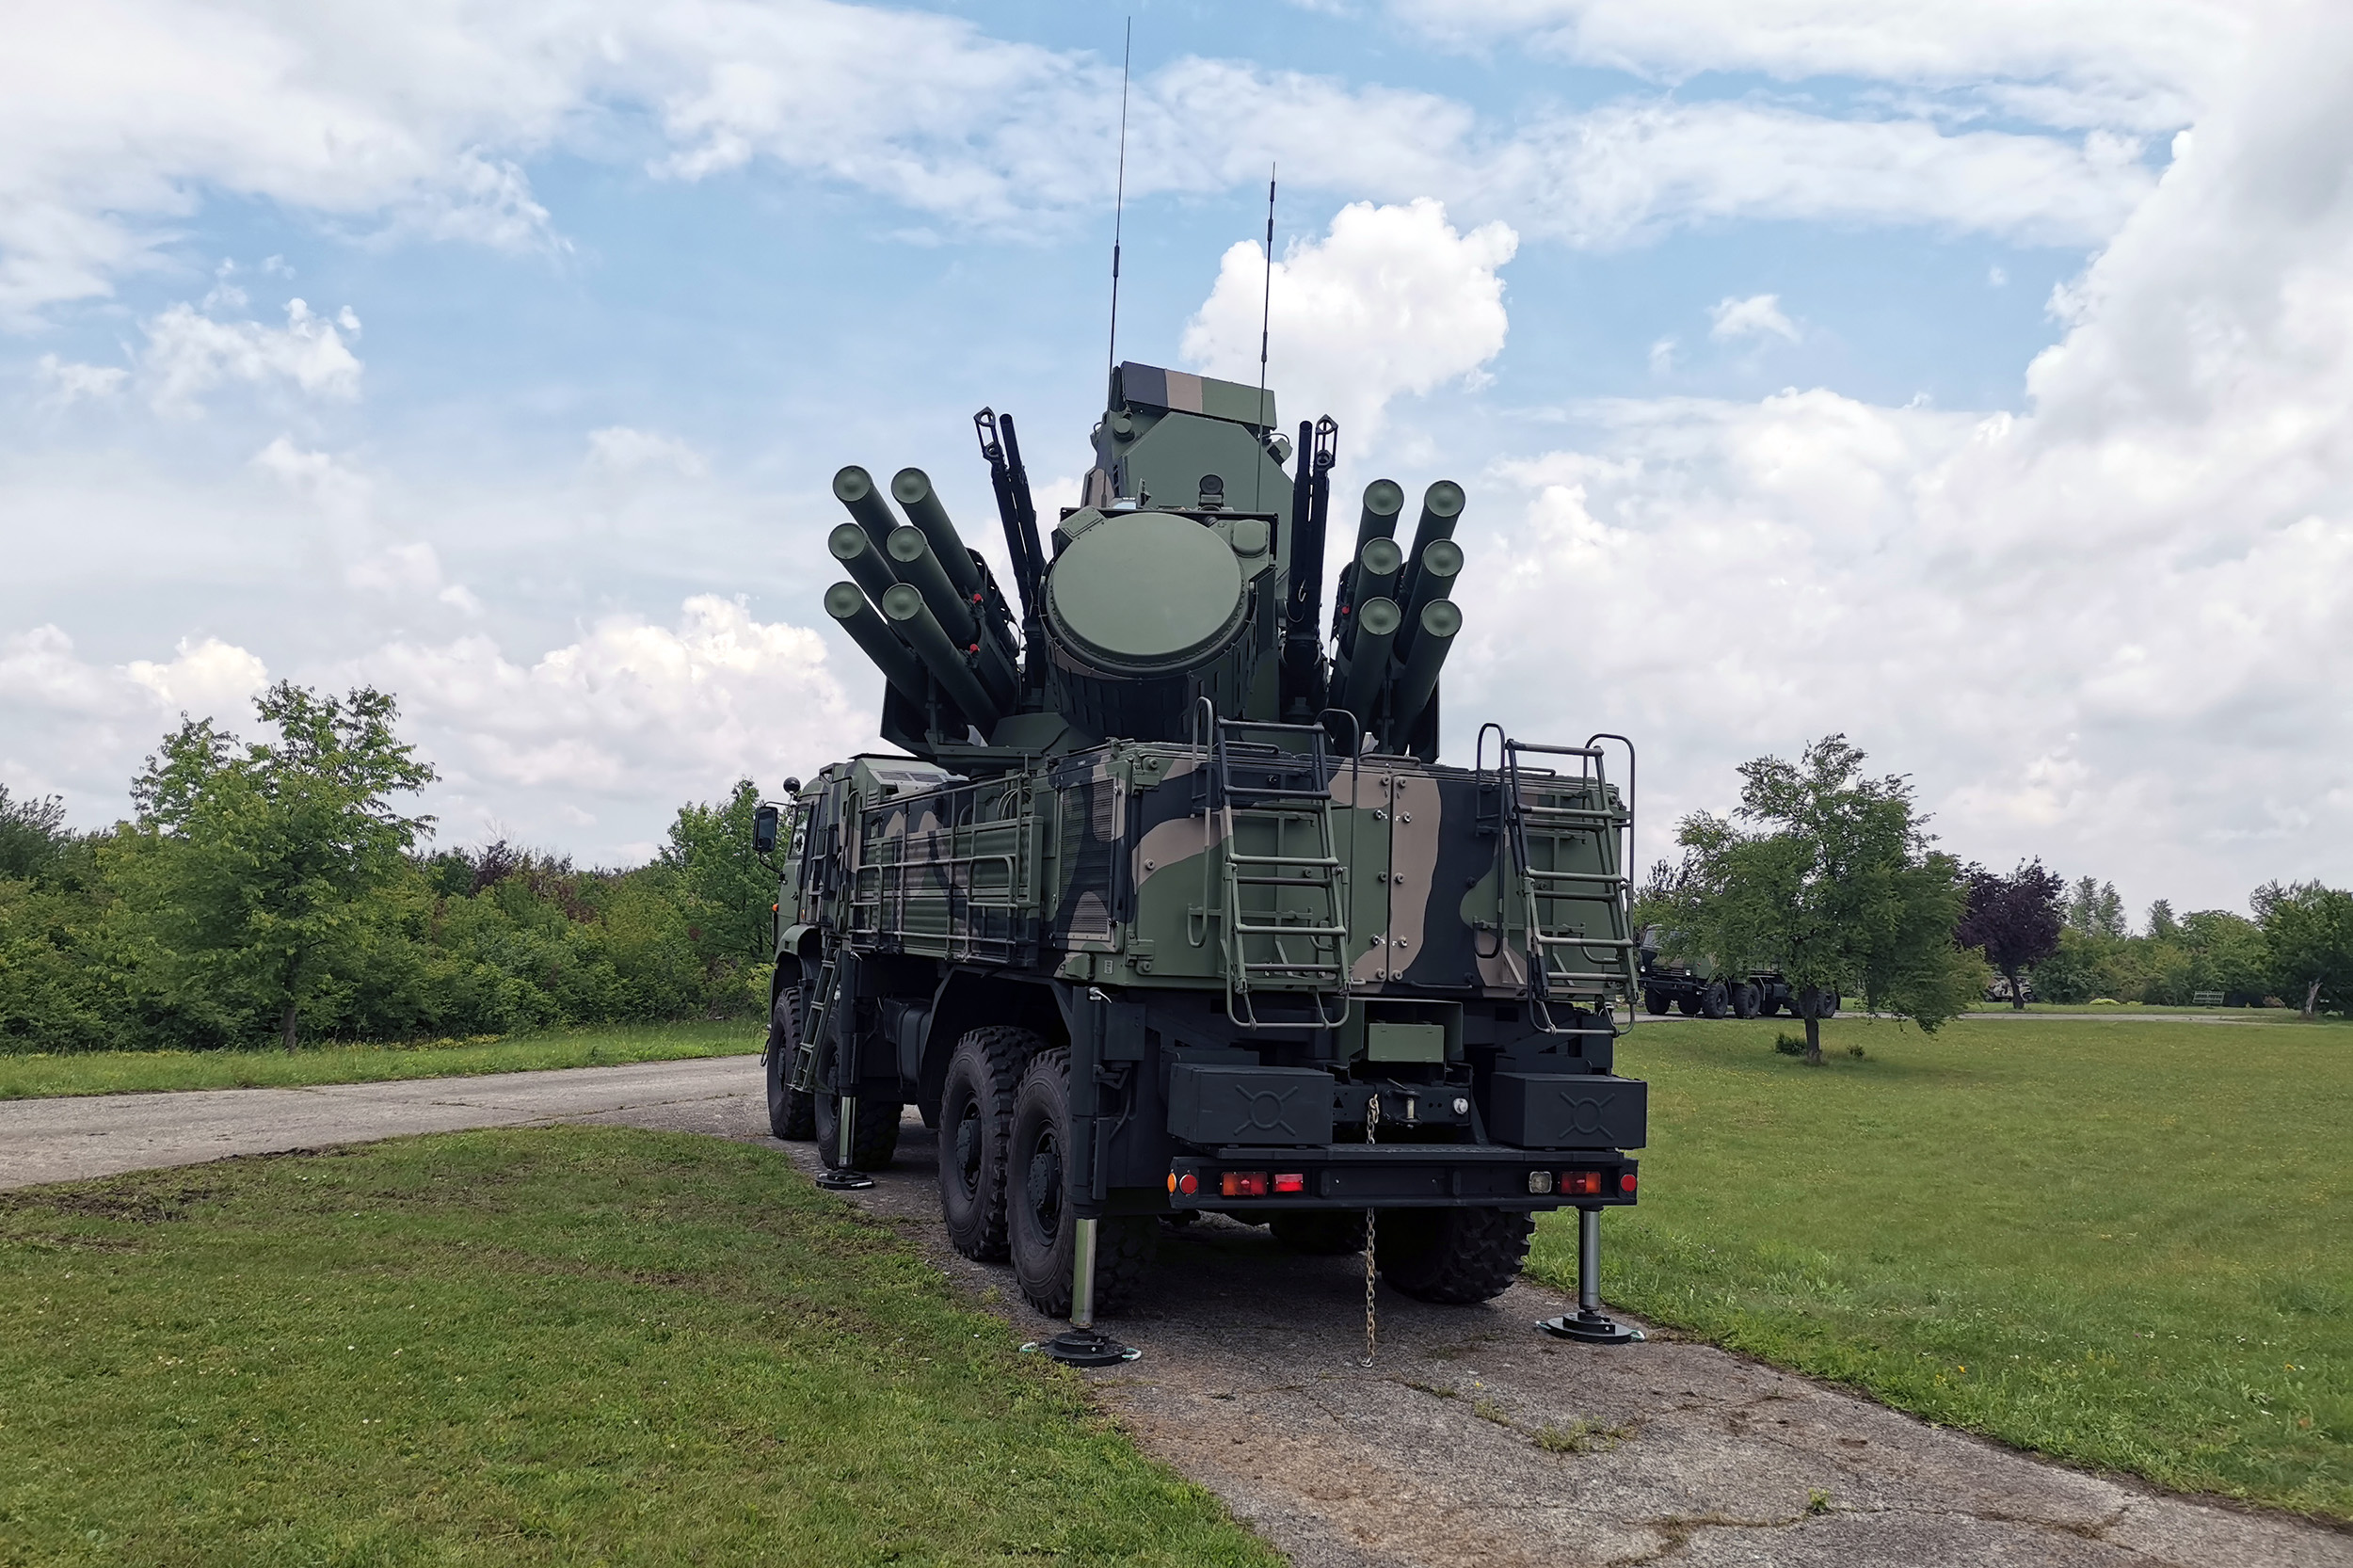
(775, 359, 1647, 1267)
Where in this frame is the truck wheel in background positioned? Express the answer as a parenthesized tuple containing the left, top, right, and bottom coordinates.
(1731, 983, 1760, 1019)
(1007, 1048, 1157, 1317)
(1269, 1208, 1367, 1255)
(1375, 1208, 1535, 1304)
(1701, 982, 1730, 1019)
(1643, 990, 1670, 1016)
(1758, 991, 1785, 1016)
(937, 1026, 1040, 1262)
(813, 1031, 902, 1172)
(1674, 995, 1702, 1016)
(764, 988, 816, 1142)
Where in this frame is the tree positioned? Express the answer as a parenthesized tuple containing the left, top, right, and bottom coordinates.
(2066, 876, 2127, 938)
(0, 784, 72, 882)
(1659, 735, 1978, 1064)
(2147, 899, 2180, 942)
(662, 778, 777, 1001)
(2253, 881, 2353, 1019)
(114, 683, 437, 1049)
(1956, 859, 2065, 1010)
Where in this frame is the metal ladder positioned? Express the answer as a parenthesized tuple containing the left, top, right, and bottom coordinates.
(788, 950, 841, 1094)
(1476, 725, 1641, 1035)
(1198, 712, 1352, 1030)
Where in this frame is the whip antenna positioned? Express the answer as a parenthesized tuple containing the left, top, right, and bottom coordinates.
(1254, 164, 1275, 511)
(1105, 19, 1132, 393)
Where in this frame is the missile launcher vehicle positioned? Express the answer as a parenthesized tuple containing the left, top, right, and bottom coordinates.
(756, 361, 1648, 1336)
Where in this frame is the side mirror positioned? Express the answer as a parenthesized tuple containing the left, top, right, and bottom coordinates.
(752, 803, 779, 856)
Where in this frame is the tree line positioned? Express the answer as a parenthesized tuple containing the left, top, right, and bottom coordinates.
(0, 684, 775, 1054)
(1641, 735, 2353, 1064)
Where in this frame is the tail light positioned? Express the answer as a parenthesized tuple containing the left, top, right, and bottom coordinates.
(1619, 1172, 1638, 1193)
(1561, 1170, 1604, 1196)
(1527, 1171, 1555, 1194)
(1273, 1173, 1306, 1194)
(1168, 1171, 1198, 1196)
(1220, 1171, 1270, 1198)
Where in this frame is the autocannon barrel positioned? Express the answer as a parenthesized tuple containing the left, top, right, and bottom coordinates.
(825, 582, 927, 705)
(891, 468, 983, 600)
(830, 521, 899, 607)
(833, 465, 901, 550)
(1388, 598, 1461, 734)
(887, 524, 977, 644)
(1400, 537, 1462, 651)
(883, 584, 1002, 728)
(1339, 596, 1403, 727)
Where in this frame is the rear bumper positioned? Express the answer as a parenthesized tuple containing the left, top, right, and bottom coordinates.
(1166, 1144, 1639, 1211)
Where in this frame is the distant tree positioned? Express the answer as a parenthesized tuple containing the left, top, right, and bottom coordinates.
(1956, 859, 2065, 1010)
(114, 684, 437, 1049)
(1659, 735, 1979, 1064)
(2065, 876, 2127, 938)
(662, 779, 776, 974)
(2253, 881, 2353, 1019)
(0, 785, 72, 882)
(2146, 899, 2180, 942)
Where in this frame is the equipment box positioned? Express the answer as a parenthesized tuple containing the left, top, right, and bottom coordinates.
(1168, 1064, 1337, 1147)
(1487, 1073, 1647, 1150)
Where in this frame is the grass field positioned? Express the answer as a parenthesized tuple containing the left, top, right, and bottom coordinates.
(0, 1127, 1275, 1568)
(0, 1022, 760, 1100)
(1528, 1016, 2352, 1519)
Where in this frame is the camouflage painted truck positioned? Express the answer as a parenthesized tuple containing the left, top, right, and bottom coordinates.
(754, 361, 1649, 1353)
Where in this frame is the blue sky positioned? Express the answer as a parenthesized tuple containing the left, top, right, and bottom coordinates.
(6, 0, 2348, 916)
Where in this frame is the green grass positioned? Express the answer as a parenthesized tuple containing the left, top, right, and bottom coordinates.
(0, 1127, 1275, 1567)
(1529, 1016, 2353, 1519)
(0, 1022, 760, 1100)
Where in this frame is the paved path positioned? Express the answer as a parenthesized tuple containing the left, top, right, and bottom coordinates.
(5, 1060, 2345, 1567)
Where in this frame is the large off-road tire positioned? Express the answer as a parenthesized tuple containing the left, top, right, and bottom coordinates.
(1643, 989, 1670, 1016)
(937, 1026, 1040, 1262)
(1674, 994, 1701, 1016)
(764, 988, 816, 1142)
(1007, 1048, 1156, 1318)
(1700, 981, 1729, 1019)
(813, 1029, 902, 1172)
(1758, 991, 1785, 1017)
(1376, 1207, 1535, 1304)
(1731, 983, 1760, 1019)
(1269, 1208, 1366, 1256)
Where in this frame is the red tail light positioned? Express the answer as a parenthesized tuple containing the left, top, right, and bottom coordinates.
(1170, 1172, 1198, 1196)
(1220, 1171, 1270, 1198)
(1273, 1173, 1306, 1194)
(1619, 1172, 1638, 1193)
(1561, 1170, 1604, 1196)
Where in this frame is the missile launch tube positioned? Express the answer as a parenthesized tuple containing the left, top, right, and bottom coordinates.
(830, 522, 900, 608)
(833, 466, 901, 551)
(1387, 599, 1461, 736)
(1404, 479, 1465, 564)
(887, 525, 977, 644)
(1353, 479, 1404, 555)
(825, 582, 927, 705)
(883, 584, 1002, 728)
(1355, 536, 1404, 609)
(891, 468, 983, 600)
(1339, 596, 1403, 728)
(1399, 537, 1463, 652)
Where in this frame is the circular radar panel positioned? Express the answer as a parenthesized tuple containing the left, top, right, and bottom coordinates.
(1047, 511, 1249, 674)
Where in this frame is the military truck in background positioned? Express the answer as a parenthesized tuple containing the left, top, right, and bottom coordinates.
(754, 361, 1649, 1345)
(1636, 928, 1804, 1018)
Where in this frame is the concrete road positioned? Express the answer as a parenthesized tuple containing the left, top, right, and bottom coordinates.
(5, 1060, 2345, 1567)
(0, 1056, 754, 1190)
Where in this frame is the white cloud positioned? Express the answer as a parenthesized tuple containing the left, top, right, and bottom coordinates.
(124, 636, 272, 715)
(587, 426, 709, 479)
(1708, 293, 1800, 343)
(367, 596, 864, 837)
(143, 298, 363, 415)
(35, 353, 127, 404)
(1458, 6, 2353, 911)
(252, 436, 373, 519)
(0, 626, 271, 813)
(1182, 200, 1517, 445)
(1385, 0, 2245, 132)
(0, 1, 2173, 320)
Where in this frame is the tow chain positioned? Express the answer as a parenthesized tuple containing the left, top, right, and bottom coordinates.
(1359, 1092, 1380, 1368)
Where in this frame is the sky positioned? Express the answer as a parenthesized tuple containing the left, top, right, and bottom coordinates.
(3, 0, 2348, 921)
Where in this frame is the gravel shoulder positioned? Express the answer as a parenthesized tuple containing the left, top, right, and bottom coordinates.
(5, 1059, 2345, 1567)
